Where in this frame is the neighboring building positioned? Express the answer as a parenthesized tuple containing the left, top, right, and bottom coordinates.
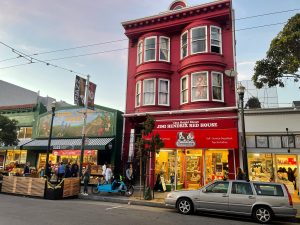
(244, 107, 300, 196)
(122, 0, 239, 190)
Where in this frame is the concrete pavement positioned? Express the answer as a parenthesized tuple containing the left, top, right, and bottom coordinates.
(79, 186, 300, 223)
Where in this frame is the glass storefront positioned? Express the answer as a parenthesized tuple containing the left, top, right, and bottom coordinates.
(248, 153, 274, 182)
(155, 148, 230, 191)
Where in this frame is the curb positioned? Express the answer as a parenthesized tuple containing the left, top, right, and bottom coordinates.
(78, 195, 169, 209)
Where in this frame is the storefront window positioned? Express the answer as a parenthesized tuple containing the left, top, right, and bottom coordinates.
(186, 149, 203, 188)
(205, 150, 228, 184)
(248, 153, 274, 182)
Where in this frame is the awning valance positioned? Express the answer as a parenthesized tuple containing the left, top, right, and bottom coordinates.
(22, 137, 114, 150)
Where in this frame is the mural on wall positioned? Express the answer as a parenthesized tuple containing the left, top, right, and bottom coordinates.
(37, 108, 115, 138)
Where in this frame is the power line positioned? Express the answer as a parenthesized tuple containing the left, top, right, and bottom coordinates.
(0, 19, 291, 70)
(1, 7, 299, 64)
(0, 41, 86, 75)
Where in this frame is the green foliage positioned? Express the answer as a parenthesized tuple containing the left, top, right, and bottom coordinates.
(0, 115, 19, 146)
(252, 13, 300, 88)
(245, 97, 261, 109)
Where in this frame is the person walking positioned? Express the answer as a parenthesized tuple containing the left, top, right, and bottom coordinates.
(237, 167, 246, 180)
(82, 164, 91, 195)
(125, 163, 134, 185)
(71, 161, 79, 177)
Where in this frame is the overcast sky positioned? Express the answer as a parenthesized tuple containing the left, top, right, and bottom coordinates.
(0, 0, 299, 111)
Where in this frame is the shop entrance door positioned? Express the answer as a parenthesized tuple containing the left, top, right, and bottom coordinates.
(185, 150, 203, 189)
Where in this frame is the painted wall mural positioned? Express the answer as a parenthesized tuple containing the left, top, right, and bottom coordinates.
(36, 108, 115, 138)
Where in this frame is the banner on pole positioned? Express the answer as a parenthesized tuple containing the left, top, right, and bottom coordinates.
(87, 81, 96, 110)
(74, 75, 86, 107)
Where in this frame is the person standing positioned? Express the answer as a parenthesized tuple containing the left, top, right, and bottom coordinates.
(64, 163, 72, 178)
(102, 162, 107, 178)
(71, 161, 79, 177)
(23, 162, 30, 176)
(237, 167, 246, 180)
(126, 163, 134, 185)
(57, 162, 65, 183)
(45, 161, 52, 180)
(82, 164, 91, 195)
(105, 164, 112, 184)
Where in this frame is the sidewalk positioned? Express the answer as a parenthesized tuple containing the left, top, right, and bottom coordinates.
(79, 186, 300, 222)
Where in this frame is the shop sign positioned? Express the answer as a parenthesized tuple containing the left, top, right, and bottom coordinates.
(155, 119, 237, 130)
(152, 128, 238, 149)
(52, 150, 95, 156)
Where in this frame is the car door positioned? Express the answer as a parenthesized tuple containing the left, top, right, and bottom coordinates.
(229, 182, 256, 215)
(196, 181, 229, 212)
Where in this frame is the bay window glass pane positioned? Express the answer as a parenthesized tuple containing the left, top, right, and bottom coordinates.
(137, 41, 143, 65)
(159, 80, 169, 105)
(181, 32, 188, 58)
(211, 27, 221, 53)
(212, 72, 223, 100)
(136, 82, 141, 107)
(18, 127, 25, 139)
(191, 27, 206, 53)
(145, 37, 156, 61)
(282, 136, 294, 148)
(143, 80, 155, 105)
(25, 127, 32, 138)
(181, 77, 188, 103)
(192, 72, 207, 100)
(269, 136, 281, 148)
(160, 37, 169, 61)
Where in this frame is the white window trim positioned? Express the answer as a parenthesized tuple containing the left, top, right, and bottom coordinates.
(158, 78, 170, 106)
(143, 78, 156, 106)
(159, 36, 170, 62)
(144, 36, 157, 62)
(180, 31, 188, 59)
(191, 71, 209, 102)
(210, 26, 222, 54)
(137, 41, 143, 65)
(180, 75, 189, 105)
(191, 26, 207, 54)
(135, 81, 141, 107)
(211, 71, 224, 102)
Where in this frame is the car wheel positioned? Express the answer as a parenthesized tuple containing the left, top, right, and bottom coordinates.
(91, 185, 99, 194)
(253, 206, 272, 224)
(177, 198, 193, 215)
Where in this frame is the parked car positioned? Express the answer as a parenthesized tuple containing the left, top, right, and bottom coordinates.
(165, 180, 297, 223)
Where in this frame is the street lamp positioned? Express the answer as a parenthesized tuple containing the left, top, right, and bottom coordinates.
(45, 101, 56, 179)
(237, 83, 249, 181)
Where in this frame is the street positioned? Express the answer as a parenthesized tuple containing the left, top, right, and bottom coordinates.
(0, 194, 296, 225)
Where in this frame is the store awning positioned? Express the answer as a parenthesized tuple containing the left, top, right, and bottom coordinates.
(0, 139, 33, 150)
(22, 137, 114, 150)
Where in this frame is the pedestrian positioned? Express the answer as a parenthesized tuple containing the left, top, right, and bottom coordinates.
(45, 161, 52, 180)
(102, 161, 107, 178)
(71, 161, 79, 177)
(23, 162, 30, 176)
(64, 163, 72, 178)
(236, 167, 246, 180)
(57, 162, 65, 183)
(125, 163, 134, 185)
(82, 164, 91, 195)
(105, 164, 112, 184)
(38, 167, 45, 178)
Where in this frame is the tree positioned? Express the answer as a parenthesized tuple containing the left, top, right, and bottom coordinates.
(0, 115, 18, 146)
(252, 13, 300, 88)
(245, 97, 261, 109)
(135, 115, 164, 200)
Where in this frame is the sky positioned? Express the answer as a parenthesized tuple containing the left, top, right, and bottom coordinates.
(0, 0, 299, 111)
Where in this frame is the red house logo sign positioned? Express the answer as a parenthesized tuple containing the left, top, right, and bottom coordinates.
(176, 132, 196, 147)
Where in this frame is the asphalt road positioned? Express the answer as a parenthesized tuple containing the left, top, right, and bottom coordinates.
(0, 194, 295, 225)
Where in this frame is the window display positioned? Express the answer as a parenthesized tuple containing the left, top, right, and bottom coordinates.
(248, 153, 274, 182)
(205, 150, 228, 183)
(186, 149, 202, 188)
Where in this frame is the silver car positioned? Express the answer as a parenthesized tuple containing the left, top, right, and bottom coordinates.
(165, 180, 297, 223)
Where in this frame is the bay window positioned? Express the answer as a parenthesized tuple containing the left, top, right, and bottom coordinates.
(212, 72, 223, 101)
(191, 72, 208, 101)
(144, 37, 156, 61)
(158, 79, 170, 105)
(181, 31, 188, 58)
(143, 79, 156, 105)
(211, 26, 222, 54)
(191, 26, 206, 54)
(137, 41, 143, 65)
(159, 37, 170, 62)
(135, 81, 141, 107)
(180, 76, 189, 104)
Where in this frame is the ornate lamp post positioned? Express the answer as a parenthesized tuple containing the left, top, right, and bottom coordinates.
(45, 101, 56, 179)
(237, 83, 249, 180)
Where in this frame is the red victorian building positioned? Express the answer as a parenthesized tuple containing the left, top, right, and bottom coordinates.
(122, 0, 239, 191)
